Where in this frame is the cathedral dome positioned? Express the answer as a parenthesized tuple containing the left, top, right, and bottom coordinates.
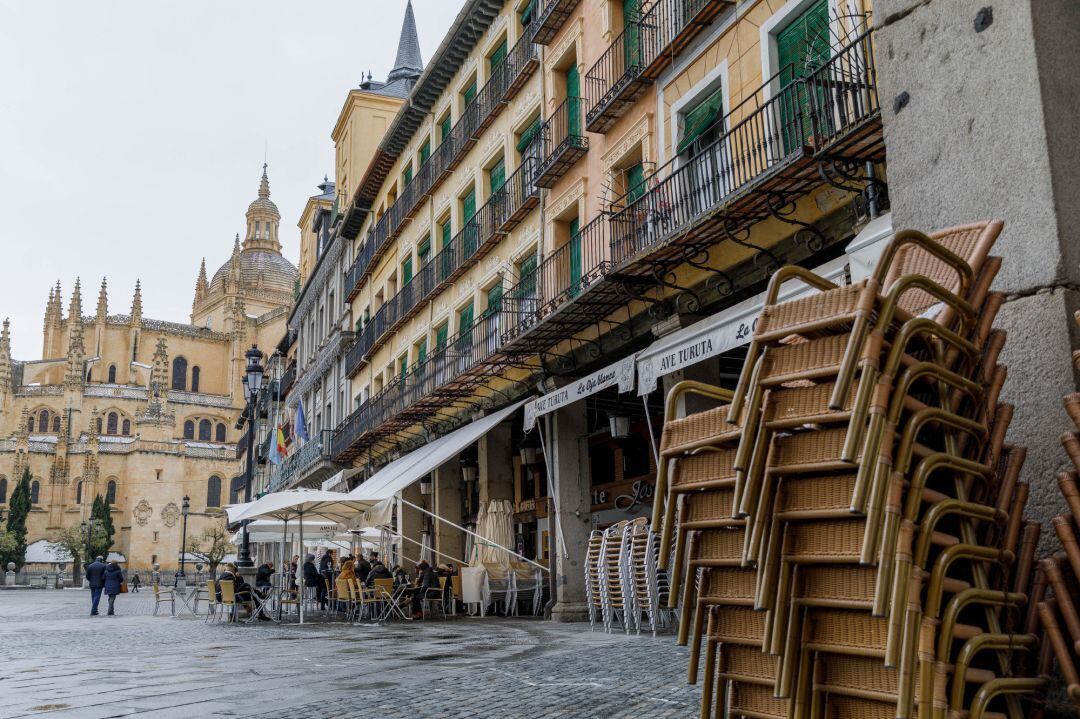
(208, 245, 298, 298)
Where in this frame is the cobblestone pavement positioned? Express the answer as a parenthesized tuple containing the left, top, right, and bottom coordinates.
(0, 589, 697, 718)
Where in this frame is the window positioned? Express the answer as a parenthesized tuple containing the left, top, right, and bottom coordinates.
(216, 423, 226, 442)
(0, 477, 7, 503)
(418, 138, 431, 166)
(198, 419, 212, 441)
(402, 161, 413, 187)
(458, 302, 475, 347)
(106, 479, 117, 505)
(75, 480, 83, 505)
(191, 366, 200, 393)
(417, 235, 431, 266)
(121, 419, 131, 435)
(51, 415, 60, 433)
(398, 355, 408, 380)
(776, 0, 830, 150)
(106, 412, 118, 435)
(435, 322, 449, 352)
(171, 357, 188, 391)
(520, 0, 537, 27)
(486, 282, 504, 316)
(30, 480, 40, 504)
(462, 77, 478, 106)
(516, 115, 542, 159)
(107, 364, 117, 383)
(462, 187, 478, 256)
(229, 476, 244, 505)
(677, 85, 724, 156)
(438, 217, 453, 282)
(26, 414, 34, 432)
(626, 162, 646, 203)
(568, 216, 583, 298)
(183, 420, 195, 440)
(489, 37, 508, 73)
(488, 157, 506, 195)
(416, 338, 428, 366)
(566, 65, 582, 136)
(518, 252, 538, 302)
(206, 475, 222, 508)
(401, 257, 414, 286)
(38, 410, 49, 433)
(438, 112, 452, 144)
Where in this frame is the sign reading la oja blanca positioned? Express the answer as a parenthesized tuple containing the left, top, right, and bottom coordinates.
(523, 355, 637, 430)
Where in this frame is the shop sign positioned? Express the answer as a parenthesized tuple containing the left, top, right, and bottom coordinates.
(590, 477, 656, 513)
(524, 355, 636, 430)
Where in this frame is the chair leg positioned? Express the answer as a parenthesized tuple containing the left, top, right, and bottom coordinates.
(700, 636, 717, 719)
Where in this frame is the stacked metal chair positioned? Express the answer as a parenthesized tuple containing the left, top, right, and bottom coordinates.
(658, 220, 1051, 718)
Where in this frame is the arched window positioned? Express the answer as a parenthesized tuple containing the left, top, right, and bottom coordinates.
(38, 410, 49, 432)
(191, 366, 201, 393)
(229, 475, 244, 504)
(106, 412, 118, 435)
(198, 419, 212, 441)
(171, 356, 188, 391)
(215, 423, 226, 442)
(122, 419, 131, 435)
(183, 420, 195, 439)
(51, 415, 61, 433)
(27, 414, 35, 432)
(86, 367, 92, 382)
(75, 480, 83, 505)
(30, 480, 40, 504)
(0, 477, 7, 504)
(106, 480, 117, 505)
(206, 475, 221, 507)
(107, 364, 117, 383)
(95, 417, 103, 434)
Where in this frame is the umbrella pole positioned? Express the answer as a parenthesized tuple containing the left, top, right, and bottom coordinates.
(298, 509, 304, 625)
(278, 519, 287, 621)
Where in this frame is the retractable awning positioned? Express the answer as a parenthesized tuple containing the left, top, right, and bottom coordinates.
(347, 399, 528, 502)
(523, 356, 636, 431)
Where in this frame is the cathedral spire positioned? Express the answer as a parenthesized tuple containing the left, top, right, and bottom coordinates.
(68, 277, 83, 326)
(243, 165, 281, 253)
(96, 277, 108, 323)
(130, 280, 143, 325)
(0, 319, 12, 403)
(193, 258, 209, 312)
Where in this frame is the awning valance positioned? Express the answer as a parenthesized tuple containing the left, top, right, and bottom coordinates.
(523, 356, 636, 430)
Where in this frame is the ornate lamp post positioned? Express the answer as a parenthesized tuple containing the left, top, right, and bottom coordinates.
(177, 495, 190, 583)
(237, 344, 264, 568)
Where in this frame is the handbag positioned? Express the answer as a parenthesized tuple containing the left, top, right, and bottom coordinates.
(119, 581, 128, 594)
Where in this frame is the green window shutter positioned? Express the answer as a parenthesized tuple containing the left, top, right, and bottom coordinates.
(401, 257, 413, 285)
(459, 303, 474, 331)
(417, 235, 431, 265)
(363, 307, 371, 324)
(623, 0, 641, 68)
(463, 80, 478, 106)
(516, 116, 542, 153)
(486, 283, 503, 314)
(777, 0, 830, 150)
(626, 163, 646, 203)
(462, 188, 478, 257)
(463, 188, 477, 220)
(439, 220, 453, 282)
(520, 0, 536, 27)
(402, 163, 413, 187)
(518, 254, 538, 298)
(565, 66, 581, 136)
(417, 339, 427, 365)
(489, 39, 508, 72)
(677, 86, 725, 154)
(435, 323, 448, 351)
(489, 158, 506, 194)
(440, 219, 452, 249)
(439, 115, 452, 144)
(399, 356, 408, 380)
(419, 139, 431, 165)
(568, 218, 582, 298)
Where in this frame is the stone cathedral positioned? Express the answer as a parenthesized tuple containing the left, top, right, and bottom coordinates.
(0, 167, 298, 570)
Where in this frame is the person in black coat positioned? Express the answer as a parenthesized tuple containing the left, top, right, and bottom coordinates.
(302, 554, 326, 609)
(410, 560, 439, 619)
(103, 560, 125, 616)
(364, 561, 392, 587)
(354, 555, 372, 583)
(219, 564, 269, 620)
(85, 556, 107, 616)
(255, 562, 275, 592)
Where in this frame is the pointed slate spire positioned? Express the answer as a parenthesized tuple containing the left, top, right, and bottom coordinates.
(96, 277, 108, 322)
(387, 0, 423, 83)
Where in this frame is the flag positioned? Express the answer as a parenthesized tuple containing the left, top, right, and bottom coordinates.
(268, 424, 287, 465)
(295, 397, 309, 443)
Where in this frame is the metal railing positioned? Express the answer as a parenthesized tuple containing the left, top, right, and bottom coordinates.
(265, 429, 334, 493)
(535, 96, 588, 186)
(532, 0, 583, 45)
(344, 158, 539, 377)
(334, 311, 504, 458)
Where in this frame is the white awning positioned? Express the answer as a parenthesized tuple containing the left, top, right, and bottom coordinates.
(523, 356, 636, 430)
(321, 467, 361, 492)
(347, 399, 528, 502)
(636, 256, 851, 395)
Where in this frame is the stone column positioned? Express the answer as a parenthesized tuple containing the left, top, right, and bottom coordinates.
(549, 403, 592, 622)
(479, 422, 515, 504)
(398, 482, 425, 566)
(433, 462, 465, 563)
(874, 0, 1080, 539)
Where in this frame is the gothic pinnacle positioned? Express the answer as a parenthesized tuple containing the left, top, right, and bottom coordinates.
(96, 277, 108, 321)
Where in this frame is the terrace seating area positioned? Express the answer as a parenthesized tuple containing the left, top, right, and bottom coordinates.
(585, 517, 674, 635)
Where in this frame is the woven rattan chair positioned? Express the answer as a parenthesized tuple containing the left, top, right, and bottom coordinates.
(585, 529, 604, 630)
(599, 521, 630, 633)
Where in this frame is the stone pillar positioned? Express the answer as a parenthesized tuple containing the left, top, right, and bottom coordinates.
(398, 482, 425, 566)
(479, 422, 514, 504)
(875, 0, 1080, 541)
(549, 403, 592, 622)
(433, 462, 465, 563)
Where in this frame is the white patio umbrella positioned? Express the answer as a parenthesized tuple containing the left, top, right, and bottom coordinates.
(473, 499, 515, 568)
(230, 489, 379, 623)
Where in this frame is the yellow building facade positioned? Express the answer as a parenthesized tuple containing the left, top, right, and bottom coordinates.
(0, 169, 298, 571)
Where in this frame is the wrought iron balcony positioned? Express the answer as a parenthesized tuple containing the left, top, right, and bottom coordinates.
(532, 0, 582, 45)
(534, 96, 589, 188)
(344, 158, 539, 378)
(504, 29, 882, 354)
(585, 0, 730, 133)
(333, 310, 508, 462)
(265, 429, 339, 493)
(278, 362, 297, 397)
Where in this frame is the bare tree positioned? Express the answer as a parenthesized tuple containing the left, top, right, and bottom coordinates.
(185, 521, 231, 577)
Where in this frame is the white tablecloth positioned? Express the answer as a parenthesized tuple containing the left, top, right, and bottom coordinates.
(460, 566, 489, 607)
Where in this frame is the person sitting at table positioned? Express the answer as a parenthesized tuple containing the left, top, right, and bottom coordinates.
(303, 553, 327, 610)
(255, 562, 275, 592)
(410, 560, 440, 620)
(219, 564, 270, 620)
(392, 565, 409, 588)
(339, 556, 356, 581)
(354, 553, 372, 582)
(289, 555, 299, 592)
(436, 563, 456, 607)
(365, 561, 392, 587)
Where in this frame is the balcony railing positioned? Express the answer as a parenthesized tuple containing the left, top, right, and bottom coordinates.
(334, 311, 505, 461)
(534, 96, 589, 188)
(265, 429, 335, 493)
(532, 0, 583, 45)
(507, 28, 880, 347)
(585, 0, 729, 133)
(344, 158, 540, 378)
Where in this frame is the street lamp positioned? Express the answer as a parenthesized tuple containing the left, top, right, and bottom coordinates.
(177, 495, 190, 584)
(237, 344, 264, 568)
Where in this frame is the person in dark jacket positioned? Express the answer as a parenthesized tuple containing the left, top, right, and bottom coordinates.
(130, 572, 141, 593)
(354, 555, 372, 583)
(255, 562, 275, 592)
(410, 560, 439, 619)
(103, 560, 125, 616)
(364, 561, 392, 587)
(219, 564, 270, 620)
(85, 556, 107, 616)
(302, 553, 326, 609)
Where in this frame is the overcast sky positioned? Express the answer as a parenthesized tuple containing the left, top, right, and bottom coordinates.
(0, 0, 465, 360)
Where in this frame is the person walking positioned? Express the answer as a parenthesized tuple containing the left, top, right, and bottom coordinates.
(130, 572, 141, 593)
(85, 555, 107, 616)
(103, 559, 125, 616)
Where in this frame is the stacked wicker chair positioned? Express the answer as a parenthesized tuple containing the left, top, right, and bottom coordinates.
(583, 517, 674, 634)
(658, 220, 1051, 718)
